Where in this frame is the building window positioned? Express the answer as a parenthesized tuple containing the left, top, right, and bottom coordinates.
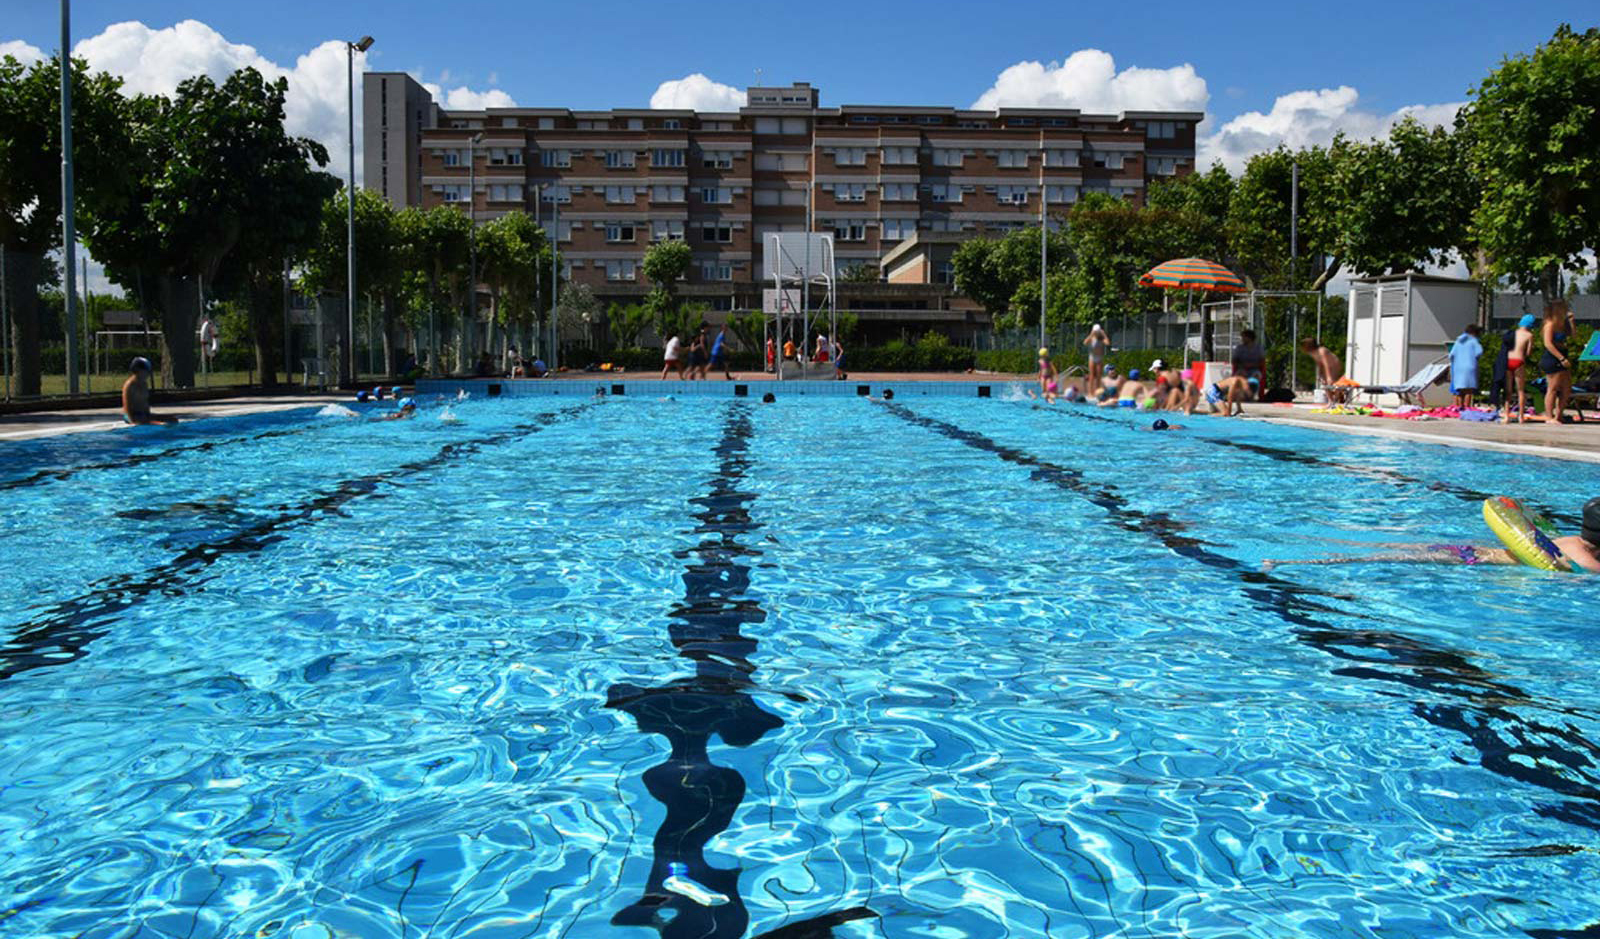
(605, 222, 636, 242)
(1148, 156, 1180, 176)
(700, 224, 733, 243)
(881, 182, 917, 202)
(1045, 184, 1079, 204)
(1045, 149, 1080, 168)
(579, 120, 611, 130)
(488, 184, 524, 202)
(604, 149, 636, 168)
(930, 149, 965, 167)
(700, 187, 731, 204)
(1089, 150, 1126, 170)
(700, 261, 733, 281)
(556, 221, 572, 241)
(831, 221, 866, 241)
(923, 183, 964, 204)
(605, 259, 637, 281)
(627, 118, 644, 130)
(881, 146, 918, 165)
(1144, 120, 1177, 139)
(848, 114, 878, 124)
(996, 149, 1030, 168)
(440, 184, 468, 202)
(541, 185, 572, 203)
(605, 185, 637, 203)
(663, 119, 681, 129)
(832, 147, 867, 166)
(935, 261, 955, 285)
(538, 117, 555, 130)
(651, 219, 685, 241)
(651, 185, 686, 203)
(996, 185, 1031, 204)
(831, 182, 867, 202)
(700, 150, 734, 169)
(540, 149, 571, 168)
(442, 149, 463, 167)
(881, 218, 916, 240)
(754, 117, 781, 134)
(652, 148, 686, 168)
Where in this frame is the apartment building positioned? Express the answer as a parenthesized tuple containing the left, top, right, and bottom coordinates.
(364, 74, 1201, 332)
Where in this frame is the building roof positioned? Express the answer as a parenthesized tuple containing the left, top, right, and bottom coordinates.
(1348, 272, 1480, 287)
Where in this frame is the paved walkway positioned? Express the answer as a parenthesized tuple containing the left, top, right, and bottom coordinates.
(1242, 404, 1600, 463)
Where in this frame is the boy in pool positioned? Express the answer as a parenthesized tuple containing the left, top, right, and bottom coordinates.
(1263, 497, 1600, 573)
(122, 357, 178, 425)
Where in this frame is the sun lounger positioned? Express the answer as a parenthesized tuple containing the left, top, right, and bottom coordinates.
(1360, 357, 1449, 406)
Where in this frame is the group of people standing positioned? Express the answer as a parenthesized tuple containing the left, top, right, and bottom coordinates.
(661, 325, 734, 381)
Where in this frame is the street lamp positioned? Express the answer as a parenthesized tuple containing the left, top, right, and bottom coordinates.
(345, 34, 373, 386)
(468, 132, 483, 355)
(61, 0, 80, 394)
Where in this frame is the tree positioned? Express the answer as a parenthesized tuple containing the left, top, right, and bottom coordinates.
(840, 263, 879, 284)
(299, 189, 397, 376)
(1461, 24, 1600, 298)
(1226, 146, 1339, 289)
(607, 301, 651, 348)
(476, 210, 549, 357)
(392, 205, 471, 373)
(642, 239, 692, 296)
(725, 309, 767, 352)
(1323, 119, 1477, 282)
(951, 238, 1011, 318)
(84, 68, 327, 388)
(0, 54, 134, 394)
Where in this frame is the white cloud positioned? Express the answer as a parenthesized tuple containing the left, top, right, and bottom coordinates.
(0, 19, 515, 186)
(650, 73, 744, 111)
(1, 39, 45, 65)
(423, 83, 517, 111)
(971, 49, 1208, 114)
(1199, 86, 1465, 170)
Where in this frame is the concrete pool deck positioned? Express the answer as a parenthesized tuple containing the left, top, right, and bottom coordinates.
(3, 378, 1600, 464)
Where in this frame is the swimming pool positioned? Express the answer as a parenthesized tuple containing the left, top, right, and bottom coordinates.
(1, 392, 1595, 938)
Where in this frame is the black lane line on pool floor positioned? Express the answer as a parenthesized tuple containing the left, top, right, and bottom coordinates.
(1035, 403, 1582, 528)
(605, 403, 877, 939)
(0, 403, 595, 684)
(882, 402, 1600, 851)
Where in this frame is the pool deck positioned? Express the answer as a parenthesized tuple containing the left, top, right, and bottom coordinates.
(4, 376, 1600, 463)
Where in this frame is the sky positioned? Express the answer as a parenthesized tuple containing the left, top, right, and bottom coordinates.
(2, 0, 1593, 292)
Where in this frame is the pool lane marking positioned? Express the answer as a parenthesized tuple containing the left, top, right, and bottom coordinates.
(0, 403, 595, 684)
(605, 402, 878, 939)
(881, 401, 1600, 840)
(1030, 403, 1582, 528)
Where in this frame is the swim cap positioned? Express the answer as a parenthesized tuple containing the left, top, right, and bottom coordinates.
(1152, 419, 1169, 431)
(130, 356, 152, 372)
(399, 397, 416, 409)
(1038, 347, 1049, 358)
(1519, 314, 1537, 328)
(883, 389, 894, 400)
(1103, 365, 1115, 375)
(1247, 376, 1260, 386)
(1150, 359, 1167, 371)
(1128, 369, 1140, 380)
(355, 390, 370, 402)
(391, 386, 403, 397)
(761, 392, 776, 403)
(1180, 368, 1194, 381)
(1584, 496, 1600, 546)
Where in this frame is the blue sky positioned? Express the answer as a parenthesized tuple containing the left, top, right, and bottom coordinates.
(8, 0, 1591, 119)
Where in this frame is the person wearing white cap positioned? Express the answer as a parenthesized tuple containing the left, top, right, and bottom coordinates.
(1083, 324, 1110, 386)
(121, 357, 178, 425)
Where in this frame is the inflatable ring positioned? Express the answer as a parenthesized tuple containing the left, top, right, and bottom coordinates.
(1483, 497, 1571, 572)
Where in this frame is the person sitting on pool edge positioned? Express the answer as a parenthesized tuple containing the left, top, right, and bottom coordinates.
(122, 357, 178, 425)
(1263, 497, 1600, 573)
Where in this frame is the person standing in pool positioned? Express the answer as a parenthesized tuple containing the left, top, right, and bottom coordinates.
(1082, 324, 1110, 383)
(122, 357, 178, 425)
(1263, 497, 1600, 573)
(1541, 299, 1577, 424)
(1504, 314, 1537, 423)
(1036, 348, 1060, 402)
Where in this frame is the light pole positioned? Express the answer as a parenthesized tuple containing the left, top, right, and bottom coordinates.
(468, 132, 482, 360)
(549, 195, 559, 371)
(345, 34, 373, 387)
(61, 0, 80, 394)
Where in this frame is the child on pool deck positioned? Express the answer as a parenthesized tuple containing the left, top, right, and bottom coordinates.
(1504, 314, 1537, 423)
(1449, 323, 1483, 408)
(1262, 497, 1600, 573)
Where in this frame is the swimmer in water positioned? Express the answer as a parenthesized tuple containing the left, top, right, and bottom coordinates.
(379, 398, 418, 421)
(1262, 497, 1600, 573)
(122, 357, 178, 425)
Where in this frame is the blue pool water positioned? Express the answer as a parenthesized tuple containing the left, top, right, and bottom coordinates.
(1, 393, 1596, 938)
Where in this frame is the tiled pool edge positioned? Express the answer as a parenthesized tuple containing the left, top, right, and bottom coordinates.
(417, 378, 1030, 399)
(1252, 414, 1600, 465)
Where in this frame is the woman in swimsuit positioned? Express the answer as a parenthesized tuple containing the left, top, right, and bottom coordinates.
(1540, 300, 1576, 424)
(1083, 324, 1110, 383)
(1504, 314, 1536, 424)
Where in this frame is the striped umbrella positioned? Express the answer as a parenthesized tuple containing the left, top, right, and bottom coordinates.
(1139, 257, 1246, 293)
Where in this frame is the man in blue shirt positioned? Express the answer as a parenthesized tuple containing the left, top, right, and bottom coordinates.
(1450, 323, 1484, 409)
(709, 326, 734, 380)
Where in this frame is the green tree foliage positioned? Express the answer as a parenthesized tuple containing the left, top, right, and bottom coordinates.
(1461, 24, 1600, 297)
(1226, 146, 1339, 289)
(83, 68, 330, 387)
(641, 239, 692, 296)
(299, 189, 398, 375)
(476, 210, 551, 354)
(724, 309, 767, 352)
(607, 302, 652, 348)
(839, 263, 880, 284)
(1324, 119, 1477, 283)
(393, 205, 471, 372)
(0, 54, 134, 393)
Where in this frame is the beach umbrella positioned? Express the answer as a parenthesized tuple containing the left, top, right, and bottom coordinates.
(1140, 258, 1246, 361)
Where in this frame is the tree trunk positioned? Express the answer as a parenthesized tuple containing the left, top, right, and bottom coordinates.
(380, 293, 398, 377)
(248, 276, 281, 387)
(158, 273, 200, 389)
(2, 248, 43, 396)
